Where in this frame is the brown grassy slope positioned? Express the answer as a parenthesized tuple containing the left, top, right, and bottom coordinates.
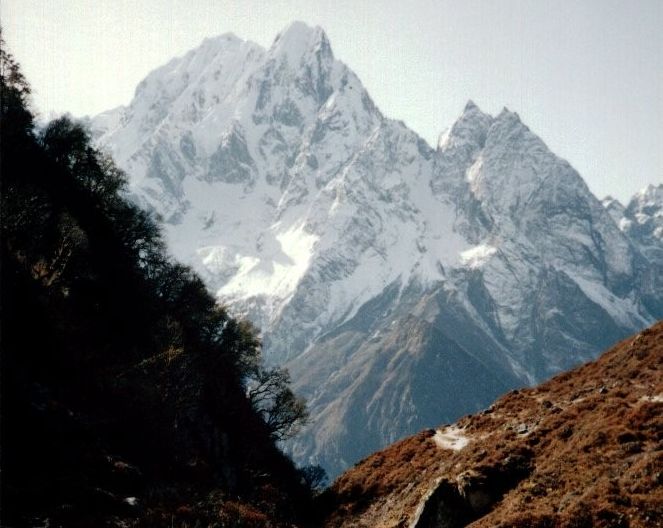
(319, 321, 663, 528)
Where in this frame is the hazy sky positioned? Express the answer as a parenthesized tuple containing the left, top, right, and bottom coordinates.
(3, 0, 662, 202)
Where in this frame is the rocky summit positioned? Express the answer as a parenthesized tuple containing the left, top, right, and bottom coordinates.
(91, 22, 663, 476)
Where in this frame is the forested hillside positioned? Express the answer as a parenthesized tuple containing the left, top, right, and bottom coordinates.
(0, 45, 317, 526)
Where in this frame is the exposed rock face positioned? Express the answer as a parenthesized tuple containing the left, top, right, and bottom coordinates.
(91, 22, 663, 477)
(618, 184, 663, 262)
(319, 322, 663, 528)
(602, 184, 663, 325)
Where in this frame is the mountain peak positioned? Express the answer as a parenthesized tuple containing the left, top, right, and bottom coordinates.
(202, 32, 241, 45)
(438, 100, 492, 151)
(636, 183, 663, 202)
(192, 32, 256, 61)
(601, 195, 624, 209)
(270, 21, 333, 63)
(495, 106, 522, 124)
(621, 183, 663, 260)
(278, 20, 325, 38)
(627, 183, 663, 220)
(601, 195, 626, 226)
(463, 99, 479, 112)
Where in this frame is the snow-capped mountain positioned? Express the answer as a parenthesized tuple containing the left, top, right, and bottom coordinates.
(601, 184, 663, 321)
(606, 184, 663, 262)
(91, 22, 663, 477)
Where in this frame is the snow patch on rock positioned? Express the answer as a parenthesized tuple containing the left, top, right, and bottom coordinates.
(433, 426, 470, 451)
(460, 244, 497, 269)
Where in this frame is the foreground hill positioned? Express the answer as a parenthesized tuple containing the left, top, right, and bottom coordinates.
(1, 47, 312, 526)
(319, 322, 663, 528)
(91, 21, 663, 476)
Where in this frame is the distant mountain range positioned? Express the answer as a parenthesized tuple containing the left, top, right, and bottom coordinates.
(90, 21, 663, 477)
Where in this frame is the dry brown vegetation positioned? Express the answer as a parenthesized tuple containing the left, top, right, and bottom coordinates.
(319, 322, 663, 528)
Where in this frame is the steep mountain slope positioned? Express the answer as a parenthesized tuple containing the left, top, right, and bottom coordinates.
(91, 22, 663, 476)
(602, 185, 663, 320)
(1, 57, 313, 526)
(285, 103, 660, 476)
(319, 322, 663, 528)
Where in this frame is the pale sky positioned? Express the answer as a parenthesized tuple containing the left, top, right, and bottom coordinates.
(2, 0, 662, 203)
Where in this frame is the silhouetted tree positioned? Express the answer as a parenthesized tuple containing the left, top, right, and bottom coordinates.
(299, 464, 329, 493)
(247, 365, 308, 440)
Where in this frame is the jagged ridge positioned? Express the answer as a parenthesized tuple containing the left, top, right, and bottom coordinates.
(91, 22, 663, 477)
